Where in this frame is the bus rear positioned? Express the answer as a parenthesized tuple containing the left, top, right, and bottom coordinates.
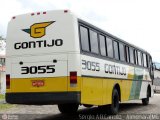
(6, 10, 81, 107)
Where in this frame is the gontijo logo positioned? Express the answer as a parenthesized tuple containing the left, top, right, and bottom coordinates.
(22, 21, 55, 38)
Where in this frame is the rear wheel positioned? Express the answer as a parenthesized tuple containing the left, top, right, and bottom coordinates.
(142, 88, 150, 105)
(109, 89, 119, 115)
(58, 103, 79, 114)
(83, 104, 93, 108)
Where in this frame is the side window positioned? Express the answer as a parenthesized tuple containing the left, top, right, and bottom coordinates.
(134, 50, 138, 65)
(149, 56, 152, 68)
(143, 53, 147, 67)
(129, 47, 134, 64)
(2, 58, 5, 65)
(125, 46, 130, 62)
(146, 54, 149, 67)
(147, 55, 150, 68)
(80, 26, 90, 52)
(119, 43, 125, 61)
(106, 37, 113, 58)
(99, 35, 107, 56)
(113, 41, 119, 60)
(141, 52, 144, 66)
(89, 30, 99, 54)
(137, 51, 142, 66)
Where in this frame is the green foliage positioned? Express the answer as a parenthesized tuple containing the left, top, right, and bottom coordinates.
(0, 94, 5, 100)
(0, 104, 15, 110)
(0, 36, 5, 40)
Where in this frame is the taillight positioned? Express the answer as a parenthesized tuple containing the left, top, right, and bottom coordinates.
(6, 74, 10, 89)
(37, 12, 40, 15)
(64, 10, 68, 13)
(43, 12, 46, 14)
(31, 13, 34, 16)
(70, 71, 77, 84)
(12, 16, 16, 19)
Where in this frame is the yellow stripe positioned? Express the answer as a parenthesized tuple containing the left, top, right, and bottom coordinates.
(81, 77, 132, 105)
(7, 76, 133, 106)
(7, 77, 82, 93)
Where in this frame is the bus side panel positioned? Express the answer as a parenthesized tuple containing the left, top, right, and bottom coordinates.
(103, 79, 131, 104)
(80, 55, 129, 105)
(124, 66, 135, 101)
(125, 80, 133, 100)
(102, 79, 114, 104)
(139, 81, 148, 99)
(129, 68, 150, 100)
(81, 75, 131, 105)
(139, 69, 153, 99)
(81, 77, 103, 105)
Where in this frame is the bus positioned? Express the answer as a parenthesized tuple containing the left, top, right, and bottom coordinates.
(153, 62, 160, 93)
(6, 10, 154, 114)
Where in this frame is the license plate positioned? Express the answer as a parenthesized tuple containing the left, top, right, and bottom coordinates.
(32, 80, 44, 87)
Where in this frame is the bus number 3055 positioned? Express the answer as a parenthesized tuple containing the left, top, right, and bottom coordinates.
(82, 60, 100, 71)
(21, 65, 55, 74)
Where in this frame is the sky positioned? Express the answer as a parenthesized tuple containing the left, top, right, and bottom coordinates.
(0, 0, 160, 62)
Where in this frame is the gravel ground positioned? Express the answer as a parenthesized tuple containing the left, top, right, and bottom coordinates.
(0, 94, 159, 120)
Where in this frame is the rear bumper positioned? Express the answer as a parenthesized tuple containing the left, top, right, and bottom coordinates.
(6, 92, 80, 105)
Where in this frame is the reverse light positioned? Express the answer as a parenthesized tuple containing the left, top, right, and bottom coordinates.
(6, 74, 10, 89)
(70, 71, 77, 84)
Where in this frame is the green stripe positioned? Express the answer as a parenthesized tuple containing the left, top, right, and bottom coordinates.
(129, 68, 143, 100)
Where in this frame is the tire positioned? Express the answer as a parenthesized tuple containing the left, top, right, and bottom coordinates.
(142, 88, 150, 105)
(83, 104, 93, 108)
(109, 89, 119, 115)
(58, 103, 79, 114)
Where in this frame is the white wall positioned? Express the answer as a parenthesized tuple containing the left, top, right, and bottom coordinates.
(0, 71, 6, 94)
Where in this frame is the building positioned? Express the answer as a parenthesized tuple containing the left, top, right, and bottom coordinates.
(0, 39, 6, 94)
(0, 56, 5, 94)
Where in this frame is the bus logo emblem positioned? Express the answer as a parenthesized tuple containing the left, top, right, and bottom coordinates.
(22, 21, 55, 38)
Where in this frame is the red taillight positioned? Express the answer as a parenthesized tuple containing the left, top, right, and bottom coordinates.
(37, 12, 40, 15)
(6, 74, 10, 89)
(64, 10, 68, 13)
(43, 12, 46, 14)
(70, 72, 77, 84)
(12, 16, 16, 19)
(31, 13, 34, 16)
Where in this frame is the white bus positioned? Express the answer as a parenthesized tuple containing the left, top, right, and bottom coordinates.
(153, 62, 160, 93)
(6, 10, 154, 114)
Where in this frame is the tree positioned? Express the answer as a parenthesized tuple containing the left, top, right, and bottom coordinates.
(0, 36, 5, 40)
(0, 36, 6, 52)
